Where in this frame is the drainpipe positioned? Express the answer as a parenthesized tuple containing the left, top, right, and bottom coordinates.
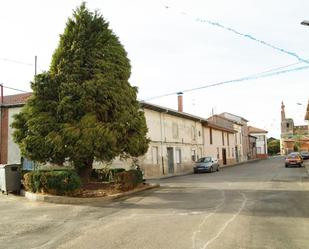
(201, 120, 205, 157)
(159, 112, 165, 175)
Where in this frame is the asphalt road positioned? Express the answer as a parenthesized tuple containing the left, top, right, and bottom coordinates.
(0, 157, 309, 249)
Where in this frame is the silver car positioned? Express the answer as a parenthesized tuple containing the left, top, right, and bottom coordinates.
(193, 157, 220, 173)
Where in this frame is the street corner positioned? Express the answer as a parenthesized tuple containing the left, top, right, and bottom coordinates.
(20, 183, 160, 205)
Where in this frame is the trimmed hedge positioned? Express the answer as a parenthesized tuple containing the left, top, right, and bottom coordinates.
(114, 169, 143, 191)
(23, 170, 81, 195)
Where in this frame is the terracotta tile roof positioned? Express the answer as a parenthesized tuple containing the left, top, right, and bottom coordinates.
(248, 126, 268, 134)
(2, 93, 32, 106)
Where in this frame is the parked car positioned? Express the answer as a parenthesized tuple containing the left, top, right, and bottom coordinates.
(193, 157, 219, 173)
(300, 151, 309, 160)
(289, 152, 304, 161)
(285, 153, 303, 167)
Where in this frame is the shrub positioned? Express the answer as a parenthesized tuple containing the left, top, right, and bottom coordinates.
(20, 169, 31, 179)
(23, 172, 35, 192)
(22, 170, 81, 195)
(114, 169, 143, 191)
(110, 168, 126, 178)
(91, 168, 126, 182)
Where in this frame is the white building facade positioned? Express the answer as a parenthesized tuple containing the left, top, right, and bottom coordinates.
(248, 126, 268, 158)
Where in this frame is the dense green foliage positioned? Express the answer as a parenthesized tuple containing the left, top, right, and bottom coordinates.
(267, 139, 280, 155)
(114, 169, 144, 190)
(293, 142, 300, 152)
(12, 3, 149, 181)
(23, 170, 81, 195)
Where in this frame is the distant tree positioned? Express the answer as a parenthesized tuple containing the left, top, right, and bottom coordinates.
(267, 139, 280, 155)
(12, 3, 149, 182)
(293, 142, 300, 152)
(267, 137, 276, 143)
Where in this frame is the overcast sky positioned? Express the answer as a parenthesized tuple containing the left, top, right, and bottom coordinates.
(1, 0, 309, 138)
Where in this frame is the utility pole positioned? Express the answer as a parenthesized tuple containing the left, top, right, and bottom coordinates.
(34, 55, 37, 82)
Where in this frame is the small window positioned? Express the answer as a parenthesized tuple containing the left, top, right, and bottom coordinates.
(232, 148, 234, 157)
(152, 146, 159, 164)
(227, 134, 230, 146)
(258, 135, 264, 141)
(287, 123, 290, 128)
(217, 147, 220, 159)
(176, 149, 182, 164)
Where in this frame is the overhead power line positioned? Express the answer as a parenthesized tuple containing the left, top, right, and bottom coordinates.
(0, 57, 44, 71)
(3, 85, 29, 93)
(163, 5, 309, 64)
(0, 57, 34, 66)
(0, 83, 29, 93)
(143, 63, 309, 101)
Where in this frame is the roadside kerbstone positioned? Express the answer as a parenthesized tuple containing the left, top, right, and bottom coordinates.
(20, 184, 160, 204)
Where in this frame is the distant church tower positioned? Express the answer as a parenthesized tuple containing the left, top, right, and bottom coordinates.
(281, 101, 285, 121)
(281, 101, 294, 138)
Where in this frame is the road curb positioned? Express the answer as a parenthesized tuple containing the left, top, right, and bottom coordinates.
(146, 171, 193, 180)
(221, 158, 266, 169)
(20, 184, 160, 204)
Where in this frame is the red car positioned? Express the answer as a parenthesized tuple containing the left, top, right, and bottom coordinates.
(285, 153, 303, 167)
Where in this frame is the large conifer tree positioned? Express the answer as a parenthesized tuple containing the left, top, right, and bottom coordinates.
(12, 3, 149, 181)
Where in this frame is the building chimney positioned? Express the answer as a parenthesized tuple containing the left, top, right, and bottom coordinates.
(177, 92, 183, 112)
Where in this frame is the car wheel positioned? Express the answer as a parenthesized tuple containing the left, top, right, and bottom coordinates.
(285, 165, 288, 168)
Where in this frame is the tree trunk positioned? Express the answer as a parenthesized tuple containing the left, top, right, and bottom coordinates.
(78, 159, 93, 185)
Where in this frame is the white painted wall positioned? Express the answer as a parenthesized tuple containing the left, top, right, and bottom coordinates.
(8, 107, 22, 164)
(250, 133, 267, 154)
(203, 127, 236, 165)
(5, 105, 244, 177)
(142, 109, 204, 174)
(110, 108, 204, 176)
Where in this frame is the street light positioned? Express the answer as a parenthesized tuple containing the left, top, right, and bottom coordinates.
(301, 20, 309, 26)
